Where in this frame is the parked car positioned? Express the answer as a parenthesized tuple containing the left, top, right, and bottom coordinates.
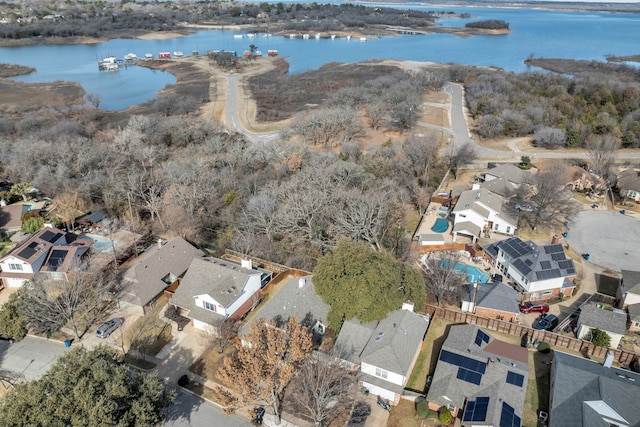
(376, 398, 391, 411)
(532, 314, 559, 331)
(492, 273, 503, 283)
(0, 334, 15, 344)
(96, 318, 124, 338)
(519, 301, 550, 314)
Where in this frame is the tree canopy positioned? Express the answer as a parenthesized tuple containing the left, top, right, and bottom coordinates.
(0, 346, 174, 427)
(217, 315, 313, 423)
(0, 291, 27, 341)
(313, 240, 425, 330)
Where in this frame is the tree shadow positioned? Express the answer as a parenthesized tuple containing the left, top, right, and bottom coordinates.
(158, 346, 205, 425)
(532, 350, 553, 414)
(594, 273, 619, 297)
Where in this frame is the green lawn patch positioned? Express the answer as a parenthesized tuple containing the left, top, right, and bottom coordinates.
(406, 343, 431, 391)
(523, 349, 552, 426)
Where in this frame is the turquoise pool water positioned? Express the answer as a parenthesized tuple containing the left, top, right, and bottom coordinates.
(431, 218, 449, 233)
(440, 259, 489, 283)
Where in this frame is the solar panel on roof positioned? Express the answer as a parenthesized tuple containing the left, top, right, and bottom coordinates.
(18, 242, 39, 259)
(540, 261, 552, 270)
(567, 268, 576, 275)
(474, 330, 490, 346)
(512, 259, 531, 276)
(457, 367, 482, 385)
(46, 249, 67, 270)
(536, 269, 562, 280)
(499, 402, 521, 427)
(551, 252, 565, 261)
(558, 260, 573, 270)
(506, 371, 524, 387)
(40, 230, 59, 243)
(439, 350, 487, 374)
(544, 244, 563, 254)
(463, 397, 490, 422)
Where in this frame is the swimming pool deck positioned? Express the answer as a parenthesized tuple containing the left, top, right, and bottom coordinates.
(415, 202, 455, 244)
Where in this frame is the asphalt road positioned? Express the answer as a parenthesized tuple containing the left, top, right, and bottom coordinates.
(0, 335, 68, 383)
(165, 386, 252, 427)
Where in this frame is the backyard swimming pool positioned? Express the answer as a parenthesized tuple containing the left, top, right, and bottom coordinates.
(431, 218, 449, 233)
(84, 234, 119, 252)
(440, 259, 489, 283)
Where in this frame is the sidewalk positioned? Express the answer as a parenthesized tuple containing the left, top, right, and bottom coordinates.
(153, 323, 208, 384)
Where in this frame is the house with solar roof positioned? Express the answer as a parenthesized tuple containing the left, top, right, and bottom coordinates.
(426, 324, 528, 427)
(0, 225, 91, 287)
(484, 236, 576, 301)
(550, 350, 640, 427)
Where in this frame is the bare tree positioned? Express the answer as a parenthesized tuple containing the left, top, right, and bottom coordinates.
(84, 92, 101, 109)
(586, 135, 619, 205)
(448, 143, 478, 179)
(217, 316, 313, 423)
(513, 160, 581, 231)
(292, 353, 355, 427)
(52, 191, 87, 231)
(402, 133, 439, 185)
(200, 320, 240, 354)
(18, 261, 116, 340)
(418, 251, 467, 306)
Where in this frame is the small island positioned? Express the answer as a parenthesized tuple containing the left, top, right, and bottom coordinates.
(0, 63, 35, 78)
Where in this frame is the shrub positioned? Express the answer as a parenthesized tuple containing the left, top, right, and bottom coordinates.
(591, 328, 611, 347)
(538, 342, 551, 353)
(439, 407, 453, 425)
(22, 216, 44, 234)
(416, 400, 430, 418)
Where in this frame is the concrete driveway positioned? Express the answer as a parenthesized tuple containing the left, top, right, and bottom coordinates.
(0, 335, 68, 383)
(566, 210, 640, 271)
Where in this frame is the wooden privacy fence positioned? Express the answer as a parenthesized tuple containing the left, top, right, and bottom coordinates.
(424, 304, 637, 365)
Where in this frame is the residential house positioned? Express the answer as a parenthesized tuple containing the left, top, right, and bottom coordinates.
(0, 226, 91, 287)
(451, 187, 517, 243)
(0, 204, 28, 233)
(576, 305, 627, 348)
(483, 237, 576, 301)
(334, 303, 430, 404)
(461, 281, 520, 322)
(479, 163, 531, 197)
(549, 351, 640, 427)
(171, 258, 263, 334)
(238, 275, 330, 345)
(75, 211, 107, 231)
(118, 237, 205, 315)
(426, 324, 528, 427)
(616, 168, 640, 203)
(565, 165, 596, 192)
(617, 270, 640, 332)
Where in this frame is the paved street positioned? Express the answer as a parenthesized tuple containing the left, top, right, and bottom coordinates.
(0, 336, 68, 383)
(165, 386, 251, 427)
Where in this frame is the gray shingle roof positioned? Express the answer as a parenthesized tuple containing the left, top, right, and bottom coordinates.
(333, 319, 377, 364)
(551, 351, 640, 427)
(462, 282, 520, 314)
(616, 168, 640, 193)
(628, 303, 640, 322)
(577, 305, 627, 335)
(171, 257, 261, 326)
(452, 220, 482, 237)
(239, 275, 329, 336)
(453, 188, 518, 227)
(119, 237, 205, 306)
(484, 164, 530, 185)
(358, 309, 430, 376)
(622, 269, 640, 295)
(479, 177, 518, 197)
(426, 325, 528, 426)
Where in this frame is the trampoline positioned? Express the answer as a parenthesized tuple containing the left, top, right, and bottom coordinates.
(431, 218, 449, 233)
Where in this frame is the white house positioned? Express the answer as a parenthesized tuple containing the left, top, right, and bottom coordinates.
(576, 305, 627, 349)
(334, 303, 430, 404)
(451, 187, 517, 243)
(483, 237, 576, 300)
(0, 226, 90, 287)
(171, 257, 263, 334)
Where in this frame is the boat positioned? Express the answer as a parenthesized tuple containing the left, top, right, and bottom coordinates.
(104, 63, 119, 71)
(233, 34, 243, 39)
(262, 33, 272, 38)
(98, 55, 118, 70)
(123, 53, 138, 61)
(346, 35, 352, 41)
(289, 34, 296, 39)
(247, 33, 256, 38)
(302, 34, 310, 39)
(315, 33, 321, 40)
(174, 51, 184, 57)
(359, 37, 367, 42)
(144, 53, 153, 59)
(331, 34, 336, 40)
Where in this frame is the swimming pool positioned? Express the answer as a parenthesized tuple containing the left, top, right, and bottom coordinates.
(440, 259, 489, 283)
(431, 218, 449, 233)
(84, 234, 119, 252)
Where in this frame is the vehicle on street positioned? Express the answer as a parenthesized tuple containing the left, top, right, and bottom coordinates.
(519, 301, 549, 313)
(96, 318, 124, 338)
(252, 406, 265, 425)
(376, 398, 391, 411)
(0, 334, 15, 343)
(532, 314, 559, 331)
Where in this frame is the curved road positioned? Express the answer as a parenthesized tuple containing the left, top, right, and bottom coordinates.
(219, 70, 640, 162)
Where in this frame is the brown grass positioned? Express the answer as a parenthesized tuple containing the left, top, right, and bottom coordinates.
(388, 399, 424, 427)
(189, 345, 236, 384)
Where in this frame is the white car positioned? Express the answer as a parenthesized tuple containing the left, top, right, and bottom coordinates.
(96, 318, 124, 339)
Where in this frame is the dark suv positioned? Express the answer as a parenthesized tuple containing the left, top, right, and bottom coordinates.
(519, 301, 550, 314)
(532, 314, 559, 331)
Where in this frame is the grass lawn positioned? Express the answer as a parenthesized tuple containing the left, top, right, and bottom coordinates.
(388, 399, 422, 427)
(125, 313, 173, 357)
(406, 343, 431, 392)
(523, 349, 552, 426)
(190, 345, 236, 385)
(403, 208, 422, 236)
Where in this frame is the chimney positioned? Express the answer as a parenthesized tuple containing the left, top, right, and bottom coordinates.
(157, 238, 163, 249)
(298, 277, 306, 288)
(402, 301, 414, 312)
(241, 259, 253, 270)
(472, 183, 480, 190)
(603, 351, 614, 368)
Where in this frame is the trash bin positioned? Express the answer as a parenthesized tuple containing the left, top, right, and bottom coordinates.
(582, 253, 590, 260)
(620, 210, 626, 215)
(562, 232, 568, 238)
(64, 340, 71, 348)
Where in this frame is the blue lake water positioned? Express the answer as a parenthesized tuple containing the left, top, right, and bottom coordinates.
(1, 5, 639, 110)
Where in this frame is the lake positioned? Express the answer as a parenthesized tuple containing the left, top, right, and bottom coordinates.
(2, 5, 639, 110)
